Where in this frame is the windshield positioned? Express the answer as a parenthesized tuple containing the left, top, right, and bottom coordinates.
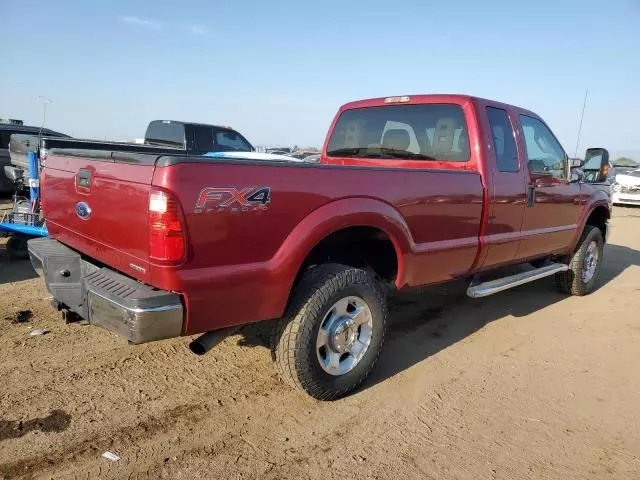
(326, 104, 470, 162)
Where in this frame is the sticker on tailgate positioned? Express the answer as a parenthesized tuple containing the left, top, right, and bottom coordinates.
(194, 186, 271, 214)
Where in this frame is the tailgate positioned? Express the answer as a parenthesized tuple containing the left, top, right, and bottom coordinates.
(43, 151, 157, 282)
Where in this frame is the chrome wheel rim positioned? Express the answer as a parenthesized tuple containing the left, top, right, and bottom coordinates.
(582, 241, 599, 283)
(316, 296, 373, 376)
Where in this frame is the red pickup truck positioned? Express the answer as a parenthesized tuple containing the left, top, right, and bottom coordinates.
(28, 95, 610, 399)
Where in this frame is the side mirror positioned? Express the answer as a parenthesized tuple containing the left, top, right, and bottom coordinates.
(583, 148, 610, 183)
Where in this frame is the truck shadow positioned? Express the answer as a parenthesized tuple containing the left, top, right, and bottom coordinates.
(364, 242, 640, 391)
(237, 243, 640, 394)
(0, 253, 37, 284)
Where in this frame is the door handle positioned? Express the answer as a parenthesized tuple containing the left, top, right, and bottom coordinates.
(527, 185, 536, 207)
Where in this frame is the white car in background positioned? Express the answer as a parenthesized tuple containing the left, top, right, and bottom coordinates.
(612, 169, 640, 206)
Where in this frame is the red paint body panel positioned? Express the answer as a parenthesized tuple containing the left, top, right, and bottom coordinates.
(151, 163, 483, 333)
(44, 156, 155, 284)
(472, 98, 528, 269)
(40, 94, 609, 337)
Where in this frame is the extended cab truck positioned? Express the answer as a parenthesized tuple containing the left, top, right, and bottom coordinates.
(6, 120, 255, 188)
(28, 95, 610, 400)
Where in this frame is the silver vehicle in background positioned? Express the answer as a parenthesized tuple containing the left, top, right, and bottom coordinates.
(611, 167, 640, 206)
(579, 153, 639, 206)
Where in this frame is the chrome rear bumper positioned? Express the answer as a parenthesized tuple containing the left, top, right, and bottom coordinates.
(28, 237, 183, 344)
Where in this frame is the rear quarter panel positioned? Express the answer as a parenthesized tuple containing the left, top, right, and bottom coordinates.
(151, 161, 483, 334)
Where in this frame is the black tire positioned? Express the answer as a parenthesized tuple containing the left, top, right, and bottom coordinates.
(555, 225, 603, 296)
(271, 264, 387, 400)
(6, 235, 29, 260)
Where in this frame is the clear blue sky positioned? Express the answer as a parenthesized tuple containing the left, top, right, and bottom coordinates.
(2, 0, 639, 159)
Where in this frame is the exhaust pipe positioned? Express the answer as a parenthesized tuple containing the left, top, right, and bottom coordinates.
(189, 326, 240, 355)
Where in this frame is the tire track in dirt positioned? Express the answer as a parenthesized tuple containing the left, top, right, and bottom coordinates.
(0, 403, 205, 478)
(2, 209, 640, 479)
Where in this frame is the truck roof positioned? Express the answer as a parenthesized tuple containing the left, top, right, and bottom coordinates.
(151, 120, 236, 130)
(0, 124, 68, 136)
(339, 94, 539, 118)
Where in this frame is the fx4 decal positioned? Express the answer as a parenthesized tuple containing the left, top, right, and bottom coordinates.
(194, 186, 271, 213)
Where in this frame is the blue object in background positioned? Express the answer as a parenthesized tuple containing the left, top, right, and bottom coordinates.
(0, 150, 48, 240)
(28, 151, 39, 204)
(0, 222, 47, 236)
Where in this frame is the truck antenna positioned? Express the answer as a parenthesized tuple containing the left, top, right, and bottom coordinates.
(37, 96, 52, 137)
(573, 89, 588, 159)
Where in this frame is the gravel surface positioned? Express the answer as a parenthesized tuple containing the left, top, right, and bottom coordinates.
(1, 204, 639, 479)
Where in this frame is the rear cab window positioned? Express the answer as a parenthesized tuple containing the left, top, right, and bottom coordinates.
(326, 104, 470, 163)
(145, 121, 185, 148)
(486, 107, 519, 172)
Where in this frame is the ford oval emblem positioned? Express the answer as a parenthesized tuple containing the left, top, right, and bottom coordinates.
(75, 201, 91, 220)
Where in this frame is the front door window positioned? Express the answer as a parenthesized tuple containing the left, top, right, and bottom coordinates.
(520, 115, 567, 180)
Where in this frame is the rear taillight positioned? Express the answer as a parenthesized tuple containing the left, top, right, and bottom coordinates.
(148, 189, 186, 263)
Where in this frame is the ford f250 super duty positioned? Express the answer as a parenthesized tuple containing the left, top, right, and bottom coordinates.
(27, 95, 611, 400)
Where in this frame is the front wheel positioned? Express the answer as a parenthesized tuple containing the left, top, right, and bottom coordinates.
(555, 225, 604, 296)
(271, 264, 387, 400)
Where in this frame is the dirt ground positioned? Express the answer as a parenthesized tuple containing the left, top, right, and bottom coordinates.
(1, 204, 639, 480)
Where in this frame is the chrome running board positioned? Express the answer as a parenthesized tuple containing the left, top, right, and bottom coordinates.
(466, 263, 569, 298)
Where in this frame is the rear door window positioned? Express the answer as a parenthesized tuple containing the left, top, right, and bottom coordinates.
(486, 107, 518, 172)
(193, 126, 215, 154)
(193, 127, 252, 154)
(326, 104, 470, 162)
(214, 130, 252, 152)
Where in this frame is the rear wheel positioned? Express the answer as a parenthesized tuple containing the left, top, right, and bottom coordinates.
(271, 264, 387, 400)
(555, 225, 603, 296)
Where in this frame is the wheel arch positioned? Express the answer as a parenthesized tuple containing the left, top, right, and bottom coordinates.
(571, 199, 610, 251)
(585, 204, 610, 243)
(271, 197, 414, 314)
